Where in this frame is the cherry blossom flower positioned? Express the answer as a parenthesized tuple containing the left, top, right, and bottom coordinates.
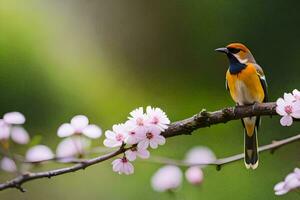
(151, 165, 182, 192)
(0, 157, 17, 172)
(276, 93, 300, 126)
(146, 106, 170, 130)
(274, 168, 300, 195)
(111, 157, 134, 175)
(56, 136, 91, 158)
(103, 124, 128, 147)
(185, 166, 204, 185)
(137, 126, 165, 149)
(127, 107, 149, 134)
(293, 89, 300, 101)
(0, 112, 29, 144)
(125, 146, 150, 161)
(184, 146, 216, 167)
(57, 115, 102, 139)
(123, 122, 144, 145)
(26, 145, 54, 162)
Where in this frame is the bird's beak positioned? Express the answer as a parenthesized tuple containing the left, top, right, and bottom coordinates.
(215, 47, 229, 54)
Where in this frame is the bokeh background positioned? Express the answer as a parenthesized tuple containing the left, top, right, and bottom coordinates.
(0, 0, 300, 199)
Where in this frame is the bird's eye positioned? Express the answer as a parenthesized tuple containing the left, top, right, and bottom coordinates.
(228, 48, 241, 54)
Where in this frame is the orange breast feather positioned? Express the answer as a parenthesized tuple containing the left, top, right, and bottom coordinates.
(226, 64, 265, 105)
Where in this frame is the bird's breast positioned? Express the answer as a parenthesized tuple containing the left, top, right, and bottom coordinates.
(226, 65, 265, 105)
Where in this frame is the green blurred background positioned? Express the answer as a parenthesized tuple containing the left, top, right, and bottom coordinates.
(0, 0, 300, 199)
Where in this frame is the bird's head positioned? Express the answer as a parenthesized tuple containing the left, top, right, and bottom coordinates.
(215, 43, 256, 64)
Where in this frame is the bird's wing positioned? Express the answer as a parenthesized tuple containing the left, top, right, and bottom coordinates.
(225, 69, 230, 91)
(254, 64, 268, 102)
(225, 79, 229, 91)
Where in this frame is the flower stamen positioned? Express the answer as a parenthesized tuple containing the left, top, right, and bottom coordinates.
(146, 132, 153, 139)
(284, 105, 293, 115)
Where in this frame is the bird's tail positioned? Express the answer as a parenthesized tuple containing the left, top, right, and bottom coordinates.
(243, 117, 259, 169)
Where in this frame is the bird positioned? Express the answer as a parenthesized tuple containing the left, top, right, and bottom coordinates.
(215, 43, 268, 169)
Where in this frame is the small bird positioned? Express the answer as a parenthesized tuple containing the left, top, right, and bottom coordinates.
(215, 43, 268, 169)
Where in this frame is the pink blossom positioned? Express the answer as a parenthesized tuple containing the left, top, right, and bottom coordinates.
(127, 107, 149, 133)
(293, 89, 300, 101)
(123, 122, 144, 145)
(103, 124, 128, 147)
(184, 146, 216, 167)
(1, 157, 17, 172)
(125, 146, 150, 161)
(137, 126, 165, 149)
(146, 106, 170, 130)
(185, 167, 204, 185)
(26, 145, 54, 162)
(0, 112, 29, 144)
(274, 168, 300, 195)
(57, 115, 102, 139)
(151, 165, 182, 192)
(111, 157, 134, 175)
(56, 136, 91, 158)
(276, 93, 300, 126)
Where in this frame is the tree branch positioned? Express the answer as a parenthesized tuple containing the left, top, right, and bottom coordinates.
(0, 102, 283, 192)
(164, 102, 277, 137)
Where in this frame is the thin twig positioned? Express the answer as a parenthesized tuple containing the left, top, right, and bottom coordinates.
(148, 134, 300, 170)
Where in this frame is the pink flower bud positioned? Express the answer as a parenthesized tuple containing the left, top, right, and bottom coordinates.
(185, 167, 204, 185)
(151, 165, 182, 192)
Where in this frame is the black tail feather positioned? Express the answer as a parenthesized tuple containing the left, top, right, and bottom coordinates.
(244, 127, 259, 169)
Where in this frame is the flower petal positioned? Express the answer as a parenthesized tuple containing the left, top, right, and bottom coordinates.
(26, 145, 54, 162)
(82, 125, 102, 139)
(293, 89, 300, 100)
(137, 140, 149, 150)
(284, 93, 296, 103)
(10, 126, 30, 144)
(274, 181, 285, 191)
(149, 140, 158, 149)
(105, 130, 116, 139)
(3, 112, 25, 125)
(156, 135, 166, 145)
(1, 157, 17, 172)
(280, 115, 293, 126)
(285, 173, 297, 182)
(129, 107, 144, 119)
(70, 115, 89, 131)
(291, 102, 300, 118)
(276, 98, 286, 116)
(276, 98, 285, 107)
(291, 110, 300, 119)
(112, 159, 122, 172)
(137, 149, 150, 159)
(57, 123, 75, 137)
(103, 138, 121, 148)
(125, 162, 134, 175)
(125, 150, 137, 161)
(0, 120, 10, 140)
(286, 178, 300, 190)
(275, 189, 289, 196)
